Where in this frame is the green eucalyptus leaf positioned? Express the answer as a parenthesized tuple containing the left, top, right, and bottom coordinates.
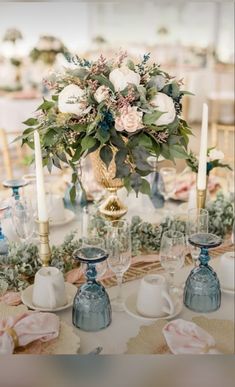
(143, 111, 165, 126)
(81, 136, 97, 151)
(72, 145, 83, 162)
(140, 179, 151, 195)
(99, 145, 113, 169)
(22, 118, 39, 126)
(170, 144, 188, 159)
(37, 99, 54, 112)
(91, 74, 114, 92)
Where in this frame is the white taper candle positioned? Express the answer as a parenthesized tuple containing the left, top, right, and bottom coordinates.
(197, 103, 208, 190)
(34, 130, 48, 222)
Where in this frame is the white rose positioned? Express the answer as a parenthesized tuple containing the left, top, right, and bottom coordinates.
(109, 66, 140, 92)
(208, 149, 224, 161)
(115, 106, 143, 133)
(150, 92, 176, 125)
(94, 85, 109, 103)
(58, 84, 85, 115)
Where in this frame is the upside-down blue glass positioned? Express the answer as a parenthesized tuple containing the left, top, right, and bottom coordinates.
(184, 233, 222, 313)
(3, 179, 28, 200)
(72, 246, 112, 332)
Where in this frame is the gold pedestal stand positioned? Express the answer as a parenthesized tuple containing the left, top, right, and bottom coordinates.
(197, 189, 207, 210)
(38, 221, 51, 267)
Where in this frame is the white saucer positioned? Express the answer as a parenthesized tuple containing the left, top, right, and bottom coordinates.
(21, 282, 77, 312)
(124, 293, 183, 322)
(221, 286, 235, 295)
(49, 209, 75, 227)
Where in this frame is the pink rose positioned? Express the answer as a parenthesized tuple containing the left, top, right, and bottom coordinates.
(115, 106, 143, 133)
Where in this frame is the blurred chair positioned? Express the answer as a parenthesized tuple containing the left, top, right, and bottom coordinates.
(0, 128, 32, 183)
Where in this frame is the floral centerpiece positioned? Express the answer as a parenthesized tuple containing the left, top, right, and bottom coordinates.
(21, 52, 192, 203)
(3, 28, 23, 44)
(30, 35, 67, 65)
(186, 148, 232, 176)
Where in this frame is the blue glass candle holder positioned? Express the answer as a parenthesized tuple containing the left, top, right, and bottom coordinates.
(184, 233, 222, 313)
(73, 246, 112, 331)
(3, 179, 28, 200)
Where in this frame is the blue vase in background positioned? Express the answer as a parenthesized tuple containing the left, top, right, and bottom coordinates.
(184, 233, 221, 313)
(64, 182, 88, 213)
(150, 172, 165, 209)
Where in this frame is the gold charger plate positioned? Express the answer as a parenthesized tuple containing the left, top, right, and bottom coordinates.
(125, 316, 235, 354)
(0, 302, 80, 354)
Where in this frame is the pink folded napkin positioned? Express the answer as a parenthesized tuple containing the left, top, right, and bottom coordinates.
(0, 312, 60, 354)
(163, 319, 221, 354)
(0, 292, 22, 306)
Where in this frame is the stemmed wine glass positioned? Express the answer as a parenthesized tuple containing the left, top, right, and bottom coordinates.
(11, 198, 35, 243)
(160, 230, 186, 294)
(187, 208, 209, 266)
(158, 167, 176, 213)
(106, 220, 131, 311)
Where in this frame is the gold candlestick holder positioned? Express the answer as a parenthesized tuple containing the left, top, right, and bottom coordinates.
(38, 220, 51, 267)
(197, 189, 207, 209)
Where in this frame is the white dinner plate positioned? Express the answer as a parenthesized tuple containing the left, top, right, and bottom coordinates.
(21, 282, 77, 312)
(49, 209, 75, 227)
(221, 286, 235, 295)
(124, 293, 183, 322)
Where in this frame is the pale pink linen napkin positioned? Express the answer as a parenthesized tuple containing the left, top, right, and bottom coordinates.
(163, 319, 221, 354)
(0, 312, 60, 354)
(0, 292, 22, 306)
(66, 254, 159, 284)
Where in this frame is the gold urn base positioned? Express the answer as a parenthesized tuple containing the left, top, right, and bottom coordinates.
(99, 190, 127, 221)
(90, 149, 128, 221)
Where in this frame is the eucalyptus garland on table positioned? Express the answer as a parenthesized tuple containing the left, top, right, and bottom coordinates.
(20, 52, 192, 200)
(0, 233, 81, 293)
(0, 193, 233, 293)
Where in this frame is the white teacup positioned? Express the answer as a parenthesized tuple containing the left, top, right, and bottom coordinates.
(32, 267, 67, 309)
(46, 194, 65, 223)
(136, 274, 175, 318)
(219, 251, 235, 291)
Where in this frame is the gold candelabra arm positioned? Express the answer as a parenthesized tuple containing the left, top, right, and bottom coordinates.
(38, 220, 51, 267)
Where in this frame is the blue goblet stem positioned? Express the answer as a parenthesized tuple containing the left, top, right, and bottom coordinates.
(86, 263, 97, 283)
(12, 186, 20, 200)
(199, 247, 210, 265)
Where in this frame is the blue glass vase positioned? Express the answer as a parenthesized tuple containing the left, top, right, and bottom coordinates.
(150, 172, 165, 209)
(73, 246, 112, 332)
(184, 233, 222, 313)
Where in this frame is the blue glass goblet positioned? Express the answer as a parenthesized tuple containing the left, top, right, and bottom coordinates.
(183, 233, 222, 313)
(73, 246, 112, 332)
(3, 179, 28, 201)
